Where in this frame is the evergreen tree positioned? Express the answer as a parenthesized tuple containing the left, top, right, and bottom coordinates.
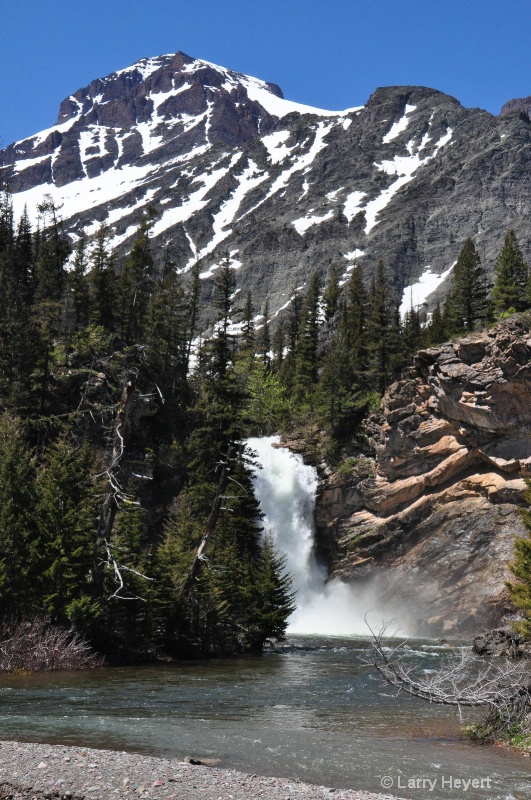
(209, 256, 237, 379)
(507, 484, 531, 640)
(33, 197, 71, 303)
(293, 272, 322, 405)
(323, 262, 341, 322)
(185, 262, 202, 373)
(366, 260, 390, 393)
(425, 302, 446, 345)
(0, 414, 37, 616)
(14, 205, 34, 303)
(118, 210, 157, 344)
(89, 226, 116, 330)
(32, 438, 99, 627)
(69, 234, 89, 329)
(491, 229, 529, 314)
(256, 298, 271, 366)
(278, 287, 302, 393)
(272, 316, 285, 373)
(240, 290, 256, 357)
(146, 255, 188, 407)
(445, 239, 490, 333)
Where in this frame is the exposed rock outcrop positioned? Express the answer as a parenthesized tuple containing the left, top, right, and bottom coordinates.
(317, 318, 531, 636)
(500, 96, 531, 120)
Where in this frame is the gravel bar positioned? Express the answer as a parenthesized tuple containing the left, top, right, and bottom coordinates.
(0, 741, 408, 800)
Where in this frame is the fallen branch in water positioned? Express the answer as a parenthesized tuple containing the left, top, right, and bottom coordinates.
(365, 618, 531, 734)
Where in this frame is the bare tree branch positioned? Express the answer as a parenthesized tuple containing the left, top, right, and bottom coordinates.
(365, 618, 531, 730)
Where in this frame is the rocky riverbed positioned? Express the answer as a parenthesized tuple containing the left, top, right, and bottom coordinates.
(0, 741, 407, 800)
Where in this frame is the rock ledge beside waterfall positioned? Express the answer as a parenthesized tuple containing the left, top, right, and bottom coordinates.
(316, 317, 531, 636)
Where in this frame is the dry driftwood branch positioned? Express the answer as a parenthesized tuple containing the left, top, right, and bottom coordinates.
(365, 618, 531, 725)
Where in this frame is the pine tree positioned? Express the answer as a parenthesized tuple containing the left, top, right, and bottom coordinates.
(32, 438, 99, 627)
(209, 256, 237, 379)
(491, 229, 529, 314)
(14, 205, 34, 303)
(146, 255, 188, 408)
(33, 197, 71, 303)
(366, 260, 390, 393)
(425, 302, 446, 345)
(293, 272, 322, 405)
(506, 484, 531, 640)
(89, 226, 115, 330)
(243, 535, 295, 649)
(278, 288, 302, 394)
(185, 262, 202, 374)
(256, 298, 271, 366)
(272, 316, 285, 372)
(0, 414, 37, 615)
(445, 239, 490, 333)
(118, 211, 157, 344)
(323, 262, 341, 322)
(240, 290, 256, 357)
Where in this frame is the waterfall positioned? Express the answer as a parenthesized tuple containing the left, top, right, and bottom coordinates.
(247, 435, 389, 636)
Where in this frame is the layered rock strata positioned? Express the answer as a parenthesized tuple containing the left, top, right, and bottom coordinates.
(317, 318, 531, 635)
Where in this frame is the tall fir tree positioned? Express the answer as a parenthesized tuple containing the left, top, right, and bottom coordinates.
(491, 229, 529, 314)
(444, 238, 490, 333)
(293, 272, 322, 405)
(366, 260, 390, 394)
(89, 226, 116, 330)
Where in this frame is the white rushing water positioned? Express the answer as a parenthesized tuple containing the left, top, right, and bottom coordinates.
(247, 436, 403, 636)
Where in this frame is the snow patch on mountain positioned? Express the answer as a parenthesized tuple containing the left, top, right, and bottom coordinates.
(383, 104, 417, 143)
(292, 210, 335, 235)
(343, 190, 366, 222)
(11, 161, 154, 223)
(262, 131, 293, 164)
(365, 126, 453, 234)
(114, 55, 173, 81)
(399, 264, 454, 317)
(12, 154, 50, 174)
(243, 121, 335, 219)
(150, 155, 241, 241)
(199, 250, 242, 279)
(185, 158, 268, 268)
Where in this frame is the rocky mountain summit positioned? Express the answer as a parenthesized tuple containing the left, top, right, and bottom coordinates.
(316, 317, 531, 636)
(500, 95, 531, 119)
(2, 53, 531, 322)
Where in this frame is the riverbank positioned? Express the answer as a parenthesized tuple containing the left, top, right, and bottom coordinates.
(0, 741, 406, 800)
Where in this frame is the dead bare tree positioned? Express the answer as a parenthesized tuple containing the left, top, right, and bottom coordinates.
(366, 619, 531, 737)
(93, 371, 154, 600)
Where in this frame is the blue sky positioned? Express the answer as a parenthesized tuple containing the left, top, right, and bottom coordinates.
(1, 0, 531, 146)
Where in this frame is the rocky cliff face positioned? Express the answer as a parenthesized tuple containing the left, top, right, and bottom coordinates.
(2, 53, 531, 325)
(316, 318, 531, 636)
(500, 96, 531, 120)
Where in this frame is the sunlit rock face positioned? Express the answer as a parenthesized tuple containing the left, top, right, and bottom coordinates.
(317, 318, 531, 637)
(2, 53, 531, 324)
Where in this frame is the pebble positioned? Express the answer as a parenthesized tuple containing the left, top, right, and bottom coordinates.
(0, 740, 408, 800)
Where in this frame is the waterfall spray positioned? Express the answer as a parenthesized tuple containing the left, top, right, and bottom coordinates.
(247, 436, 402, 636)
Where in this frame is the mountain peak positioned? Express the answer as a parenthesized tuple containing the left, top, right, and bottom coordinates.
(500, 95, 531, 119)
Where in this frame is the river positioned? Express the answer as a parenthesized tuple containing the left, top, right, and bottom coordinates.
(0, 438, 529, 799)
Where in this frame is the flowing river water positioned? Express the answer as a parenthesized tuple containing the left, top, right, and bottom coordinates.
(0, 438, 529, 799)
